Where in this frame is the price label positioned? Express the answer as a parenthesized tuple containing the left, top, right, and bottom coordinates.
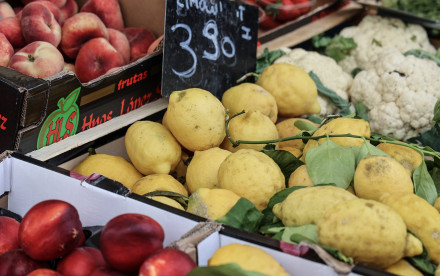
(162, 0, 259, 98)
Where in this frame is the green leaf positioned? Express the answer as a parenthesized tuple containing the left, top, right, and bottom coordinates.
(431, 167, 440, 197)
(406, 128, 440, 152)
(351, 67, 363, 77)
(294, 120, 318, 133)
(307, 115, 324, 124)
(407, 247, 437, 275)
(372, 38, 383, 47)
(308, 71, 352, 116)
(262, 148, 304, 187)
(259, 222, 285, 235)
(187, 264, 267, 276)
(404, 49, 440, 67)
(256, 48, 286, 75)
(259, 186, 306, 229)
(216, 198, 264, 233)
(319, 245, 354, 264)
(282, 224, 318, 244)
(306, 139, 356, 189)
(413, 160, 438, 205)
(434, 98, 440, 126)
(354, 102, 369, 121)
(356, 141, 388, 165)
(143, 191, 189, 210)
(324, 35, 357, 62)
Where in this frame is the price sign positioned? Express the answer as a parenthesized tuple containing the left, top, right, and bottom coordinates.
(162, 0, 259, 98)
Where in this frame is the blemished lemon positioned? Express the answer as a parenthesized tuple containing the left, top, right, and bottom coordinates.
(218, 149, 285, 210)
(166, 88, 226, 152)
(376, 142, 423, 175)
(72, 153, 143, 190)
(256, 62, 320, 117)
(222, 82, 278, 123)
(186, 147, 231, 194)
(354, 155, 413, 201)
(131, 174, 188, 196)
(125, 120, 181, 175)
(208, 243, 289, 276)
(186, 188, 241, 220)
(220, 109, 279, 153)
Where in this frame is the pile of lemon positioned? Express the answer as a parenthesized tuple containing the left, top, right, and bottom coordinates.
(70, 62, 439, 276)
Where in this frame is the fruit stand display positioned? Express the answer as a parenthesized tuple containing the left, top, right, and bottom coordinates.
(1, 0, 440, 275)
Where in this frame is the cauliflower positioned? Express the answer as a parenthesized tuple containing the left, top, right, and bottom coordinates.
(349, 49, 440, 140)
(275, 48, 352, 116)
(338, 15, 436, 74)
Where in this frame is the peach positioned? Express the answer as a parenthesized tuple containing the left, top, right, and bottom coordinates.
(9, 41, 64, 78)
(80, 0, 124, 30)
(21, 0, 67, 8)
(147, 34, 164, 55)
(21, 2, 61, 47)
(0, 2, 16, 19)
(75, 37, 124, 83)
(60, 12, 108, 59)
(59, 0, 78, 25)
(63, 62, 75, 73)
(0, 17, 26, 48)
(38, 1, 62, 23)
(108, 28, 130, 64)
(122, 27, 156, 62)
(0, 33, 14, 67)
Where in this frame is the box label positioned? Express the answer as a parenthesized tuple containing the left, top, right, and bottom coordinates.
(162, 0, 258, 98)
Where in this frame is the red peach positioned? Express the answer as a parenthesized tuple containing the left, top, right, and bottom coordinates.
(80, 0, 124, 30)
(38, 1, 62, 23)
(21, 0, 67, 8)
(60, 12, 108, 59)
(122, 27, 156, 62)
(59, 0, 78, 25)
(108, 28, 130, 64)
(0, 17, 26, 48)
(63, 62, 75, 73)
(139, 248, 197, 276)
(21, 2, 61, 47)
(27, 268, 63, 276)
(147, 34, 164, 55)
(75, 37, 124, 83)
(0, 216, 20, 255)
(9, 41, 64, 78)
(56, 247, 106, 276)
(0, 33, 14, 67)
(0, 2, 16, 19)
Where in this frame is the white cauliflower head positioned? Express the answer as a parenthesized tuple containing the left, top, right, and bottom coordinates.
(349, 49, 440, 140)
(338, 15, 436, 74)
(275, 48, 352, 116)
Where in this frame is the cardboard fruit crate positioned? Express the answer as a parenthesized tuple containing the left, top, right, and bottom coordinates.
(0, 0, 166, 155)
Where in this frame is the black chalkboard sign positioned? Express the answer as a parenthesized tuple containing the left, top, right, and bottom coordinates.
(162, 0, 259, 99)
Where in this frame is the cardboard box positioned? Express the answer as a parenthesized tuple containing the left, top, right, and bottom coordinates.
(0, 151, 375, 275)
(0, 0, 166, 155)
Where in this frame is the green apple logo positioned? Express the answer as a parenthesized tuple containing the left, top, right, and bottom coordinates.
(37, 88, 80, 149)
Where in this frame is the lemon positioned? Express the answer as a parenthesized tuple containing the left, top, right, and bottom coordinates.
(221, 82, 278, 123)
(186, 188, 241, 220)
(186, 147, 231, 194)
(72, 153, 143, 190)
(376, 142, 423, 175)
(131, 174, 188, 196)
(404, 232, 423, 257)
(208, 243, 289, 276)
(220, 109, 279, 152)
(273, 185, 357, 226)
(172, 150, 190, 184)
(218, 149, 285, 210)
(302, 117, 370, 160)
(385, 259, 423, 276)
(276, 118, 318, 149)
(166, 88, 226, 152)
(287, 165, 314, 187)
(317, 198, 407, 269)
(125, 120, 181, 175)
(256, 62, 320, 117)
(354, 155, 413, 201)
(149, 196, 185, 211)
(435, 197, 440, 213)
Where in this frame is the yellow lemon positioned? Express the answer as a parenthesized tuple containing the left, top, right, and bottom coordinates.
(149, 196, 185, 211)
(276, 118, 318, 149)
(186, 188, 241, 220)
(376, 142, 423, 175)
(131, 174, 188, 196)
(257, 62, 320, 117)
(125, 120, 181, 175)
(218, 149, 285, 210)
(166, 88, 226, 152)
(222, 82, 278, 123)
(220, 109, 279, 152)
(354, 155, 414, 201)
(72, 153, 143, 190)
(385, 259, 423, 276)
(208, 243, 289, 276)
(186, 147, 231, 194)
(287, 165, 314, 187)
